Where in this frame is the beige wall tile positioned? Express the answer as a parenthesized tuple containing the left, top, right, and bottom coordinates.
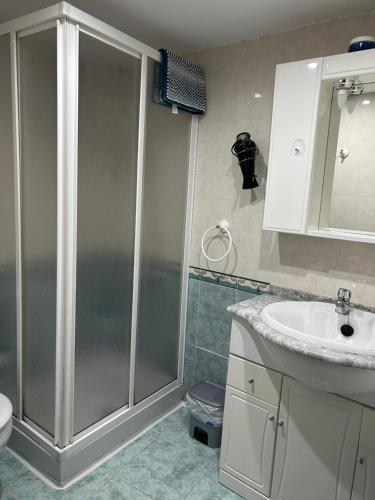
(188, 11, 375, 307)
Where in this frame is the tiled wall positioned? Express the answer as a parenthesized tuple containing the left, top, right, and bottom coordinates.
(183, 267, 269, 391)
(187, 11, 375, 308)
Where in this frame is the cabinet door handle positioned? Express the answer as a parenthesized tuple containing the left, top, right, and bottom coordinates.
(359, 458, 366, 465)
(278, 420, 285, 427)
(248, 378, 255, 384)
(269, 415, 275, 421)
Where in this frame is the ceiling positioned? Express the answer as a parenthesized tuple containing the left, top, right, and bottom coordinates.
(0, 0, 374, 52)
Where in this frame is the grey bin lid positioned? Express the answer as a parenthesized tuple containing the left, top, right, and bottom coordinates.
(189, 381, 225, 407)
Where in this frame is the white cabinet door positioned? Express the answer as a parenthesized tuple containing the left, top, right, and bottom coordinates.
(352, 448, 375, 500)
(323, 49, 375, 80)
(272, 378, 362, 500)
(263, 57, 323, 233)
(220, 386, 278, 497)
(352, 407, 375, 500)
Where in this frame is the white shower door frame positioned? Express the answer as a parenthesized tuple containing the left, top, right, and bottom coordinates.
(1, 1, 197, 465)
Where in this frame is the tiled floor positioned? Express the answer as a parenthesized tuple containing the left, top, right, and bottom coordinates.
(0, 406, 242, 499)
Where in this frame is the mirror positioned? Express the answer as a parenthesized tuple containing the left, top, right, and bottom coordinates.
(319, 75, 375, 234)
(263, 50, 375, 243)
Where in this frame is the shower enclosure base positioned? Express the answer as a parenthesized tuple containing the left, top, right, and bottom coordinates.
(9, 383, 183, 486)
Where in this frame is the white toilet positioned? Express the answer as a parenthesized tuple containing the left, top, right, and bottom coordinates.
(0, 393, 13, 448)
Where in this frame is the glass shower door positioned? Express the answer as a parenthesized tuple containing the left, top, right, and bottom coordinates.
(6, 3, 193, 450)
(19, 28, 58, 436)
(0, 34, 17, 409)
(73, 33, 140, 434)
(134, 59, 191, 403)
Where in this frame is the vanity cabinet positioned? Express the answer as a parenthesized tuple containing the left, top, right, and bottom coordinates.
(352, 451, 375, 500)
(220, 355, 282, 498)
(226, 354, 282, 406)
(219, 356, 363, 500)
(352, 408, 375, 500)
(271, 378, 362, 500)
(220, 386, 278, 496)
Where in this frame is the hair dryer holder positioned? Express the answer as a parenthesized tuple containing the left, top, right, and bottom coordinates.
(231, 132, 259, 189)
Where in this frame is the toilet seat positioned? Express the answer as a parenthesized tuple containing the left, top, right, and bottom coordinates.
(0, 394, 12, 432)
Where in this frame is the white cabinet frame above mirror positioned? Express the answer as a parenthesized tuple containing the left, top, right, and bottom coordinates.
(263, 48, 375, 244)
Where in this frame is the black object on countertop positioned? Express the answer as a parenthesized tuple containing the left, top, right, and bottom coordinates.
(231, 132, 259, 189)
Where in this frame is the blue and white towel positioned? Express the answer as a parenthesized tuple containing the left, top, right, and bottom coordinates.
(158, 49, 206, 114)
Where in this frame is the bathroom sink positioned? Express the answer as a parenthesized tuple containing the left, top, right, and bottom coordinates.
(261, 301, 375, 356)
(233, 299, 375, 404)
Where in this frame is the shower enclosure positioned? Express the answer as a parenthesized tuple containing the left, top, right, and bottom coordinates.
(0, 2, 196, 484)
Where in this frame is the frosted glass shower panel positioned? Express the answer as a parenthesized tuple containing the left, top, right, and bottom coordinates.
(74, 33, 140, 434)
(134, 60, 191, 403)
(19, 28, 57, 435)
(0, 34, 17, 408)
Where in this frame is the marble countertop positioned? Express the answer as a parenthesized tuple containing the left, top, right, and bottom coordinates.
(228, 294, 375, 369)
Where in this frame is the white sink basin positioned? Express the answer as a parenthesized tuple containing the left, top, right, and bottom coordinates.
(230, 297, 375, 406)
(261, 301, 375, 356)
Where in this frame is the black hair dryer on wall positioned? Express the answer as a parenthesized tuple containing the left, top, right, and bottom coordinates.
(231, 132, 259, 189)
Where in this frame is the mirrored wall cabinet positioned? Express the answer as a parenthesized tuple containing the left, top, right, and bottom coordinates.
(263, 48, 375, 244)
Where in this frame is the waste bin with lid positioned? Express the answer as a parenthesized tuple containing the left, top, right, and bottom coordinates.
(186, 381, 225, 448)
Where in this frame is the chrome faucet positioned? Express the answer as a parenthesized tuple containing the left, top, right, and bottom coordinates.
(335, 288, 351, 315)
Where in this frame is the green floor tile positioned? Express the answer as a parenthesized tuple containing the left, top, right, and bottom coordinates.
(1, 406, 243, 499)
